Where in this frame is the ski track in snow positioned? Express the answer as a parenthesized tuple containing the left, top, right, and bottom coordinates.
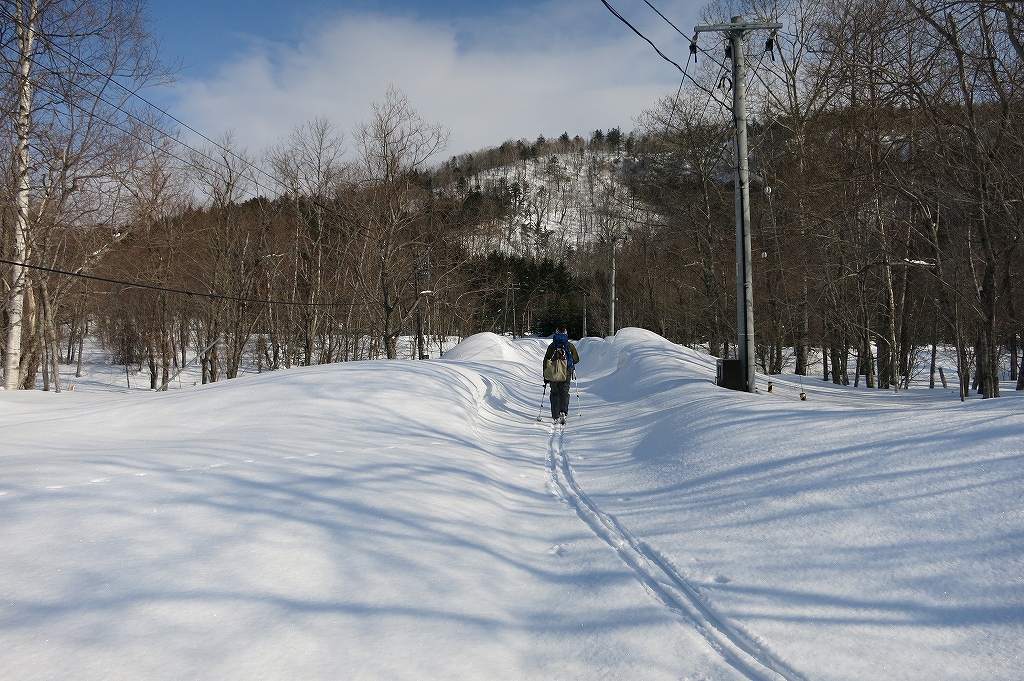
(545, 425, 807, 681)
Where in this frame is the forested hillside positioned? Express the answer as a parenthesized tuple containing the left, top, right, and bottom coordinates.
(2, 0, 1022, 399)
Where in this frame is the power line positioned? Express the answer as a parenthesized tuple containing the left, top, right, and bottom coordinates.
(36, 28, 368, 234)
(0, 4, 285, 200)
(630, 0, 787, 117)
(609, 1, 789, 191)
(19, 69, 217, 188)
(5, 14, 369, 241)
(14, 5, 275, 187)
(600, 0, 729, 106)
(3, 36, 266, 204)
(641, 0, 687, 38)
(0, 258, 368, 308)
(601, 0, 688, 73)
(2, 64, 380, 309)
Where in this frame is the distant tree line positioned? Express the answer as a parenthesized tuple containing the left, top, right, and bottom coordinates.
(2, 0, 1021, 400)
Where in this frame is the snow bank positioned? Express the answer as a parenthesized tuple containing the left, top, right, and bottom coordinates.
(1, 328, 1021, 681)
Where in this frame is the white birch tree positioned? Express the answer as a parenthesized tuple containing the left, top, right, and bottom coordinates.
(1, 0, 169, 389)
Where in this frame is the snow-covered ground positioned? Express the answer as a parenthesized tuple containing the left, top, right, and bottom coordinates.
(1, 329, 1021, 680)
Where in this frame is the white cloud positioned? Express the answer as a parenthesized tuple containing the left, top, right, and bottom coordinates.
(169, 0, 702, 161)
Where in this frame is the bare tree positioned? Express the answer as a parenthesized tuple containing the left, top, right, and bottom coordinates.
(117, 115, 193, 389)
(904, 0, 1024, 397)
(186, 132, 263, 381)
(345, 87, 449, 359)
(266, 117, 348, 365)
(2, 0, 170, 389)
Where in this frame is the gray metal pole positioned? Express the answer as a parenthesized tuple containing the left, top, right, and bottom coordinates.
(609, 237, 617, 337)
(582, 292, 588, 338)
(730, 16, 756, 393)
(694, 16, 781, 393)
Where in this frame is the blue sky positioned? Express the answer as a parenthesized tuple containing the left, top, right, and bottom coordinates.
(146, 0, 708, 160)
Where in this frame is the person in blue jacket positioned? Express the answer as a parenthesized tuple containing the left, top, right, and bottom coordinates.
(543, 326, 579, 422)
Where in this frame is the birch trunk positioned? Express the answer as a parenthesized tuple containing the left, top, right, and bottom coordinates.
(4, 0, 37, 390)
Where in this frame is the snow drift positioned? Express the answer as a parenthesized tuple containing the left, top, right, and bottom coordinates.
(1, 329, 1021, 680)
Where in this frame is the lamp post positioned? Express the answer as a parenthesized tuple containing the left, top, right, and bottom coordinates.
(582, 291, 588, 338)
(415, 249, 431, 359)
(608, 235, 618, 338)
(417, 290, 432, 359)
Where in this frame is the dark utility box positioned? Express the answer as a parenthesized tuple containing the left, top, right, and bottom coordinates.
(716, 359, 744, 391)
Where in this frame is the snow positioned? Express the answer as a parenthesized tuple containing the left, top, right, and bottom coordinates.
(2, 328, 1022, 680)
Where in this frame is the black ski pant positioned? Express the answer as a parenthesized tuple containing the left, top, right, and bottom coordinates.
(549, 380, 571, 418)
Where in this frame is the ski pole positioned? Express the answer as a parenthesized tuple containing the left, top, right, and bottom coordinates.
(536, 382, 548, 421)
(574, 372, 582, 419)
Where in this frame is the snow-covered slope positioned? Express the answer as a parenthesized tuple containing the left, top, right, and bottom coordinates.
(1, 329, 1021, 680)
(460, 149, 635, 260)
